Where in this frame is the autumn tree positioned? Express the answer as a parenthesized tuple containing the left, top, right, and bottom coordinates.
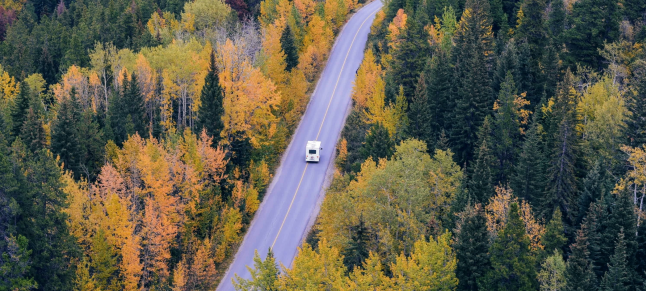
(234, 249, 279, 291)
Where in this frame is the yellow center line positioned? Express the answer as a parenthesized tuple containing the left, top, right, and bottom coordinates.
(270, 6, 380, 250)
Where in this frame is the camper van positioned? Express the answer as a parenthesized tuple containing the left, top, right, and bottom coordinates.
(306, 141, 322, 162)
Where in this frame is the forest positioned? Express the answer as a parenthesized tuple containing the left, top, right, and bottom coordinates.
(234, 0, 646, 289)
(0, 0, 362, 288)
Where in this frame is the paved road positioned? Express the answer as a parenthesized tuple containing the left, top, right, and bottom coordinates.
(216, 1, 383, 290)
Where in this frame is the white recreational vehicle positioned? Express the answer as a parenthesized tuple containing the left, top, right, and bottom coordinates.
(306, 141, 322, 162)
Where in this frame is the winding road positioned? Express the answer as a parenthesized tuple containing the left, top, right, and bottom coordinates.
(217, 1, 383, 289)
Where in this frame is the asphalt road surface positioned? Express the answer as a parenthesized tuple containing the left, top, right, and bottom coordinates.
(216, 1, 383, 289)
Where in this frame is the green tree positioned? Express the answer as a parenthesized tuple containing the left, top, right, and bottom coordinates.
(565, 226, 598, 291)
(480, 203, 537, 291)
(233, 249, 278, 291)
(492, 72, 521, 184)
(426, 49, 453, 139)
(391, 17, 431, 100)
(0, 235, 37, 291)
(511, 114, 546, 207)
(599, 230, 630, 291)
(123, 73, 147, 137)
(10, 82, 31, 139)
(455, 204, 491, 291)
(542, 208, 567, 257)
(19, 108, 47, 154)
(563, 0, 619, 68)
(575, 160, 612, 226)
(361, 122, 394, 162)
(90, 230, 119, 290)
(280, 24, 298, 72)
(451, 0, 495, 163)
(627, 65, 646, 147)
(342, 214, 370, 271)
(196, 51, 225, 145)
(468, 117, 495, 204)
(407, 72, 432, 148)
(537, 250, 567, 291)
(51, 88, 81, 176)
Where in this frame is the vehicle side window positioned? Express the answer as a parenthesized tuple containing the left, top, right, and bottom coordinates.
(309, 150, 317, 154)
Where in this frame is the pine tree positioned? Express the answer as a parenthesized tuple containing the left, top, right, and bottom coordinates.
(511, 114, 546, 207)
(391, 17, 431, 100)
(19, 108, 47, 154)
(565, 226, 598, 291)
(342, 214, 370, 271)
(10, 82, 31, 138)
(280, 24, 298, 72)
(627, 67, 646, 147)
(90, 229, 119, 290)
(622, 0, 646, 22)
(233, 249, 278, 291)
(196, 51, 225, 145)
(407, 72, 432, 148)
(455, 205, 491, 291)
(427, 49, 453, 137)
(637, 222, 646, 282)
(492, 72, 521, 184)
(51, 88, 81, 176)
(600, 230, 630, 291)
(599, 189, 638, 278)
(361, 122, 394, 161)
(76, 110, 105, 181)
(542, 208, 567, 256)
(124, 73, 147, 138)
(583, 198, 609, 278)
(563, 0, 620, 69)
(468, 117, 495, 204)
(451, 0, 495, 164)
(575, 160, 612, 226)
(547, 0, 566, 41)
(516, 0, 547, 61)
(481, 202, 538, 290)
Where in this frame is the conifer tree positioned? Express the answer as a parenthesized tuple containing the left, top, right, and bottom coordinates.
(511, 114, 546, 206)
(547, 0, 566, 41)
(637, 222, 646, 281)
(563, 0, 620, 68)
(427, 49, 453, 137)
(90, 229, 119, 290)
(468, 117, 495, 204)
(583, 198, 609, 278)
(196, 51, 225, 145)
(455, 204, 490, 291)
(19, 108, 47, 154)
(565, 226, 598, 291)
(516, 0, 547, 61)
(575, 160, 612, 226)
(280, 24, 298, 72)
(600, 189, 638, 277)
(481, 203, 538, 290)
(627, 66, 646, 147)
(124, 73, 147, 137)
(10, 82, 31, 138)
(361, 122, 394, 161)
(492, 72, 521, 184)
(342, 214, 370, 271)
(600, 230, 630, 291)
(51, 88, 81, 175)
(391, 17, 431, 100)
(451, 0, 495, 163)
(407, 72, 432, 148)
(233, 249, 278, 291)
(542, 208, 567, 256)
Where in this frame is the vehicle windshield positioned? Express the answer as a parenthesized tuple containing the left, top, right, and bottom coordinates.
(309, 149, 317, 154)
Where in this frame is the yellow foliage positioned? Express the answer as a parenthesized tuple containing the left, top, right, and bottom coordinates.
(0, 65, 18, 102)
(387, 9, 407, 51)
(352, 49, 382, 108)
(486, 185, 544, 250)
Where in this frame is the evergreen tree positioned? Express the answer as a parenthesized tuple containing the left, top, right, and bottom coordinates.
(342, 214, 370, 271)
(407, 72, 432, 148)
(124, 73, 147, 138)
(196, 51, 225, 145)
(516, 0, 547, 61)
(563, 0, 620, 68)
(637, 222, 646, 282)
(491, 72, 521, 184)
(600, 230, 630, 291)
(19, 108, 47, 154)
(455, 204, 491, 291)
(481, 203, 538, 290)
(599, 189, 638, 279)
(468, 117, 495, 204)
(280, 24, 298, 72)
(233, 249, 278, 291)
(361, 122, 394, 161)
(511, 114, 546, 207)
(76, 110, 105, 181)
(547, 0, 566, 41)
(451, 0, 495, 163)
(542, 71, 579, 220)
(575, 160, 612, 226)
(627, 66, 646, 147)
(565, 226, 598, 291)
(492, 41, 520, 95)
(51, 88, 81, 176)
(229, 133, 252, 171)
(10, 82, 31, 138)
(391, 17, 431, 100)
(426, 49, 453, 137)
(622, 0, 646, 22)
(90, 229, 119, 290)
(583, 198, 609, 278)
(542, 208, 568, 256)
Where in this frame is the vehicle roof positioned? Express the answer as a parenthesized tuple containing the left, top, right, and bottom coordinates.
(306, 141, 321, 149)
